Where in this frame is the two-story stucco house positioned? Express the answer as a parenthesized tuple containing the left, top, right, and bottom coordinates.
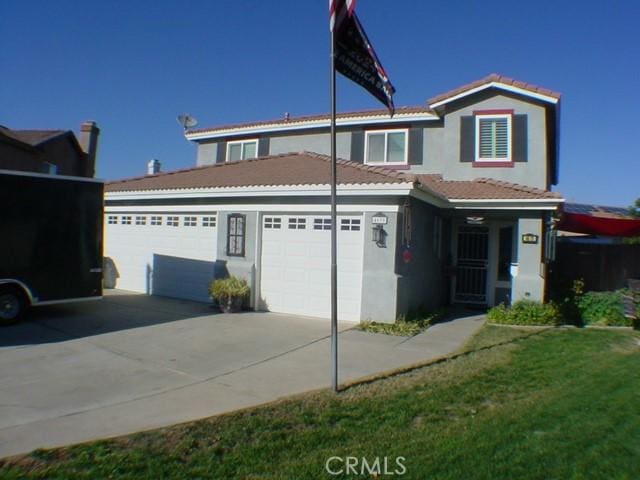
(104, 74, 564, 322)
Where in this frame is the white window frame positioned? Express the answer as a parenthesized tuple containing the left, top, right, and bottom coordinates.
(226, 139, 258, 161)
(364, 129, 409, 166)
(202, 216, 217, 227)
(150, 216, 162, 226)
(474, 113, 512, 163)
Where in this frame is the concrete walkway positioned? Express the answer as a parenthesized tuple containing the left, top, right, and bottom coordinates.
(0, 291, 484, 458)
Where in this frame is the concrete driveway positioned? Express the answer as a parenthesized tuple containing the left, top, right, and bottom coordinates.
(0, 290, 484, 458)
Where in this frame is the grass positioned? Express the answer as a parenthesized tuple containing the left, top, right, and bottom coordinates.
(358, 308, 444, 336)
(1, 326, 639, 479)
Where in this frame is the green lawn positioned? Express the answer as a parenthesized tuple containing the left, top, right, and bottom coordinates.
(1, 326, 639, 479)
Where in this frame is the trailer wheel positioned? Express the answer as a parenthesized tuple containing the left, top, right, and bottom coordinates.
(0, 287, 26, 326)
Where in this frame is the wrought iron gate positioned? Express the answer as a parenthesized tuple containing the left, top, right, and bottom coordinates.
(455, 226, 489, 304)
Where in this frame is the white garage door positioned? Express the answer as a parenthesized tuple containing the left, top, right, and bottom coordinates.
(104, 213, 218, 302)
(260, 214, 364, 321)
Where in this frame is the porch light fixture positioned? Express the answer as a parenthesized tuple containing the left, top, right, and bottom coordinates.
(465, 216, 485, 225)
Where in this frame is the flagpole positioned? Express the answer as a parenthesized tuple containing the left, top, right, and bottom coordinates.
(329, 22, 339, 393)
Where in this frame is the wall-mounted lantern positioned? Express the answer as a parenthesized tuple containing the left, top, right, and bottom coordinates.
(372, 212, 388, 247)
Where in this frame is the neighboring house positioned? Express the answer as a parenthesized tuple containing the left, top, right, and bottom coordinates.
(0, 121, 99, 177)
(104, 74, 565, 322)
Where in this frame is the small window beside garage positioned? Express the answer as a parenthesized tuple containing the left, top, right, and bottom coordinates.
(313, 218, 332, 230)
(121, 216, 132, 225)
(150, 216, 162, 226)
(107, 215, 117, 224)
(288, 218, 307, 230)
(167, 216, 179, 227)
(340, 218, 361, 231)
(135, 216, 146, 225)
(202, 216, 217, 227)
(227, 214, 246, 256)
(184, 216, 197, 227)
(264, 217, 282, 229)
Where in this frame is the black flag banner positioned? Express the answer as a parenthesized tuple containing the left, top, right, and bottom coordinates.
(334, 9, 396, 115)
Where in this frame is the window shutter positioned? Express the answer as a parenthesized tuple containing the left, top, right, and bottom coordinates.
(350, 130, 364, 163)
(512, 114, 528, 162)
(217, 142, 226, 163)
(460, 116, 475, 162)
(479, 117, 509, 159)
(258, 137, 270, 157)
(408, 127, 423, 165)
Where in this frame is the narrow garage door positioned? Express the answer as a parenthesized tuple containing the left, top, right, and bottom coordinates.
(104, 213, 218, 302)
(260, 214, 364, 321)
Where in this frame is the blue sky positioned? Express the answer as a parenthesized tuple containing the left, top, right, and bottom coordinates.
(2, 0, 639, 206)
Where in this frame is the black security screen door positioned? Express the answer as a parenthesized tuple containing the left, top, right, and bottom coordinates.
(455, 226, 489, 304)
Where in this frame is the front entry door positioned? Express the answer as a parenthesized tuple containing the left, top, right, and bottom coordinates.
(454, 225, 489, 305)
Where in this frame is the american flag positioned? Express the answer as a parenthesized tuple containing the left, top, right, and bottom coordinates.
(329, 0, 356, 32)
(329, 0, 395, 115)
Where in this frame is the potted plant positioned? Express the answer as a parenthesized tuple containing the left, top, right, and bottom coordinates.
(208, 276, 250, 313)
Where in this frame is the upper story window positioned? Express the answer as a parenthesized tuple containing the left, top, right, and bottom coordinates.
(364, 129, 407, 165)
(227, 139, 258, 161)
(475, 111, 512, 162)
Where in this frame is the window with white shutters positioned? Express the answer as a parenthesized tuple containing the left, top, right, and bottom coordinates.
(475, 114, 511, 162)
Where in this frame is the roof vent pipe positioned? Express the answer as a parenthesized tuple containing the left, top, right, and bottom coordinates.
(147, 158, 161, 175)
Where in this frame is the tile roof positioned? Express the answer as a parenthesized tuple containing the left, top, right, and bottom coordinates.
(106, 152, 408, 192)
(106, 152, 562, 202)
(186, 106, 435, 136)
(427, 73, 561, 106)
(412, 174, 562, 200)
(0, 127, 68, 146)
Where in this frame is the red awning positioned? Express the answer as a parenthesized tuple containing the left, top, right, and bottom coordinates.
(558, 212, 640, 237)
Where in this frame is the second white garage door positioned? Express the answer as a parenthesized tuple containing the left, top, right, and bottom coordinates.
(259, 214, 364, 321)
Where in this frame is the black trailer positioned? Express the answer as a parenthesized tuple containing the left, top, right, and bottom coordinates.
(0, 170, 103, 325)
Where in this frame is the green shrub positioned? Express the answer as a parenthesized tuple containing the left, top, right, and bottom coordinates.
(359, 309, 444, 336)
(576, 290, 630, 326)
(208, 276, 250, 312)
(487, 300, 561, 326)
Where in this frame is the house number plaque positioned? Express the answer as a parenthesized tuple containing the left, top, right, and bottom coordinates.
(522, 233, 539, 244)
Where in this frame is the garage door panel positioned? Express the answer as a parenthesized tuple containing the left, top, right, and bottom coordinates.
(260, 214, 364, 321)
(104, 213, 217, 302)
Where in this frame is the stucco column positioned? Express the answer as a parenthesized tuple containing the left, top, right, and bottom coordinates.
(511, 217, 544, 303)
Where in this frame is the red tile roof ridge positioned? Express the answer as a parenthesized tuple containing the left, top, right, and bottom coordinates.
(475, 177, 562, 198)
(106, 151, 409, 190)
(105, 152, 308, 186)
(187, 105, 435, 135)
(427, 73, 561, 106)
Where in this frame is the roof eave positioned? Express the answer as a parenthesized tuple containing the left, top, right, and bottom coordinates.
(105, 182, 416, 200)
(185, 113, 439, 142)
(429, 82, 560, 110)
(449, 198, 565, 210)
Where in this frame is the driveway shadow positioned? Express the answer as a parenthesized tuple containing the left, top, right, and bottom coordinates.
(0, 290, 217, 347)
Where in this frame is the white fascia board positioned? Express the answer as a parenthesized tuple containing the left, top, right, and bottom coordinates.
(105, 182, 415, 201)
(408, 188, 449, 209)
(184, 113, 438, 141)
(449, 198, 564, 210)
(0, 169, 104, 184)
(105, 204, 402, 214)
(429, 82, 559, 109)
